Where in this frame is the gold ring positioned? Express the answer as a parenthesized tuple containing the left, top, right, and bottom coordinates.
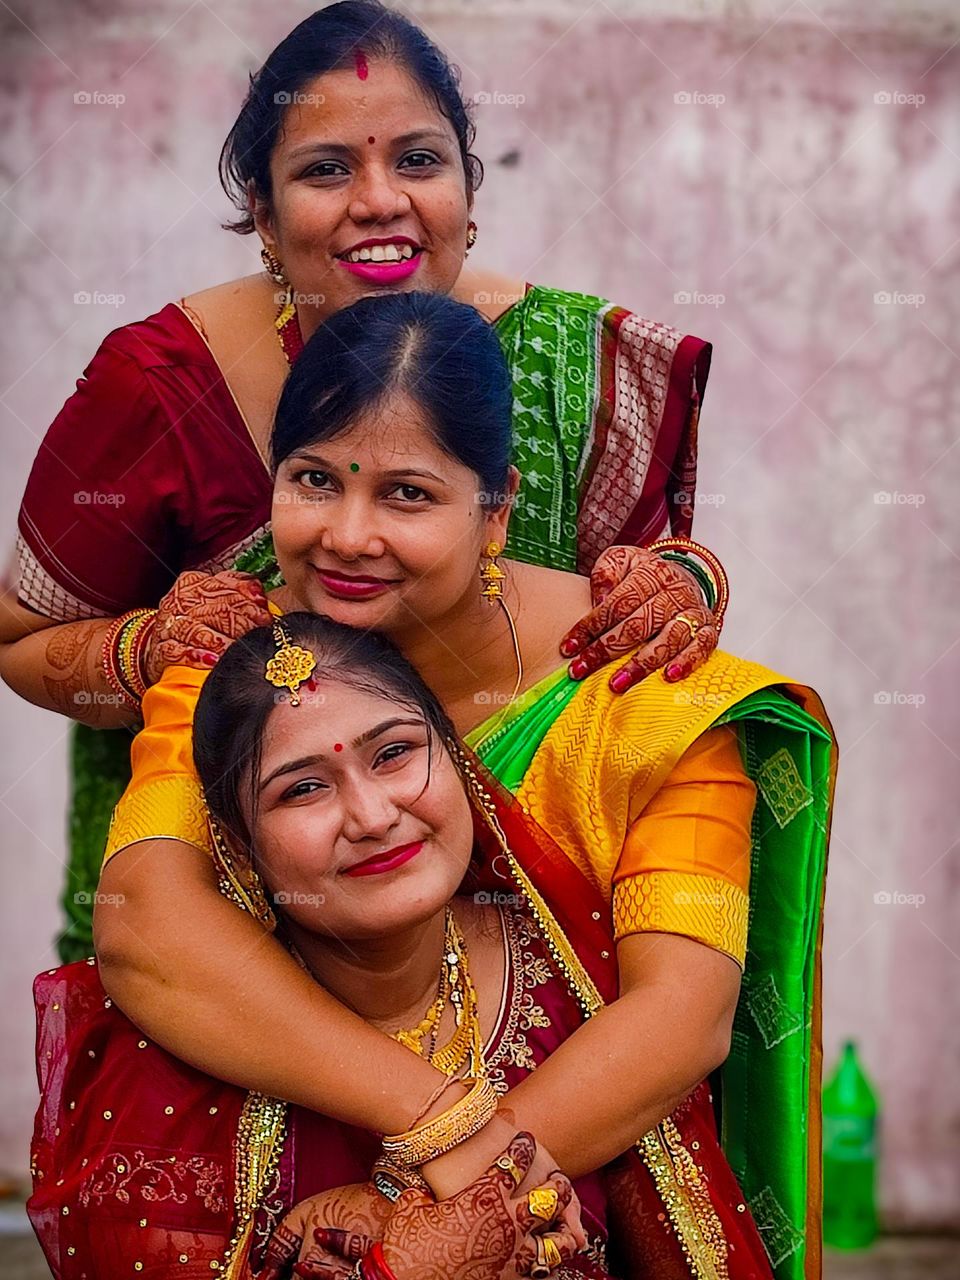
(542, 1237, 563, 1268)
(527, 1185, 560, 1221)
(493, 1152, 525, 1189)
(530, 1237, 551, 1278)
(675, 611, 701, 640)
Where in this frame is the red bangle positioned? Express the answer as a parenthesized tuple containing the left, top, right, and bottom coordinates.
(361, 1243, 399, 1280)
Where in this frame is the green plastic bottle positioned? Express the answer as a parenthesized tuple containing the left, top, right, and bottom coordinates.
(822, 1040, 880, 1248)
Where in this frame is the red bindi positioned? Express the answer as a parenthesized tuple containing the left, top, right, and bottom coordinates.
(333, 743, 344, 752)
(354, 50, 369, 80)
(368, 136, 376, 145)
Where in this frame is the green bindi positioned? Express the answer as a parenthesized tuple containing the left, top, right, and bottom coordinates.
(350, 462, 361, 472)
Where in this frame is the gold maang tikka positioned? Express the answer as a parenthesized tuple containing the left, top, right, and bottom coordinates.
(264, 620, 317, 706)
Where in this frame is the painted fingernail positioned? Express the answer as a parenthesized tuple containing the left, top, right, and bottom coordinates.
(609, 669, 633, 693)
(569, 658, 590, 680)
(201, 652, 218, 667)
(665, 663, 683, 681)
(559, 638, 578, 657)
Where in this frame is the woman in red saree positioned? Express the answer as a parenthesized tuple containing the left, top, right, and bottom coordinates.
(30, 614, 775, 1280)
(3, 0, 717, 965)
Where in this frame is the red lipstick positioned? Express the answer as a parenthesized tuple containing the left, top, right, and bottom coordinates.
(314, 568, 399, 601)
(344, 840, 424, 878)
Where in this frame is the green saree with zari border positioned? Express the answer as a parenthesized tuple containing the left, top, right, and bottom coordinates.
(463, 650, 837, 1280)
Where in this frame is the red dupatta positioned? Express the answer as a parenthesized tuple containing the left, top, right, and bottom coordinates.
(28, 758, 770, 1280)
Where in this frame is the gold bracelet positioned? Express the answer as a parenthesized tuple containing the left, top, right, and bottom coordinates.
(381, 1076, 498, 1168)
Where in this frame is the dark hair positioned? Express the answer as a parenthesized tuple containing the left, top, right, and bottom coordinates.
(271, 290, 513, 507)
(193, 612, 458, 861)
(220, 1, 483, 235)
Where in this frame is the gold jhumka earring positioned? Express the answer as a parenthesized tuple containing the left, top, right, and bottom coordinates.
(261, 245, 297, 333)
(465, 220, 478, 253)
(476, 542, 523, 740)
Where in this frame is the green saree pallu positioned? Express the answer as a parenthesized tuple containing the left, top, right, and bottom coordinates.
(41, 285, 709, 960)
(463, 652, 836, 1280)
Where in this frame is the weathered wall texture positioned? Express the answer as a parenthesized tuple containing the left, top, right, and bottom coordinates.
(1, 0, 957, 1228)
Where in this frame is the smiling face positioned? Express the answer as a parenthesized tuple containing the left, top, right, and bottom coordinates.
(255, 60, 471, 324)
(247, 676, 473, 941)
(271, 391, 515, 637)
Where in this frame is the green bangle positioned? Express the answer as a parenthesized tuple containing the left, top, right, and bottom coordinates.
(659, 550, 717, 610)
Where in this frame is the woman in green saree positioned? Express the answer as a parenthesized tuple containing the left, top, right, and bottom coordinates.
(92, 291, 835, 1279)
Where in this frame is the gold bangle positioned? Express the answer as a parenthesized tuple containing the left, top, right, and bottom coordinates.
(118, 609, 156, 698)
(381, 1076, 498, 1168)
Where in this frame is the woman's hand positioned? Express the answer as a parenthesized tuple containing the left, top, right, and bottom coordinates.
(259, 1182, 392, 1279)
(142, 569, 273, 683)
(560, 546, 718, 692)
(267, 1133, 587, 1280)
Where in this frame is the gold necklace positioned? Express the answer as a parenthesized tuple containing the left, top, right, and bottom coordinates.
(392, 908, 485, 1078)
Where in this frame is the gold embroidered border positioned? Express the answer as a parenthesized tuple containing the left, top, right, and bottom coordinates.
(505, 852, 732, 1279)
(613, 871, 748, 970)
(103, 774, 214, 865)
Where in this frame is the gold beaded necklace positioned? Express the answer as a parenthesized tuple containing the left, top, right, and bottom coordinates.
(391, 907, 485, 1078)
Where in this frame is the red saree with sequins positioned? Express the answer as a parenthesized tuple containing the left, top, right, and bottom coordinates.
(28, 767, 771, 1280)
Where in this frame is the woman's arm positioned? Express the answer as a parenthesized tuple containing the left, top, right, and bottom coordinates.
(98, 661, 747, 1201)
(0, 590, 137, 727)
(422, 932, 740, 1194)
(96, 838, 448, 1134)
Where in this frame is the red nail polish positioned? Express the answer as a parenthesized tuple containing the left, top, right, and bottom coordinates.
(610, 669, 632, 693)
(559, 638, 578, 657)
(569, 658, 589, 680)
(201, 652, 217, 667)
(665, 663, 683, 681)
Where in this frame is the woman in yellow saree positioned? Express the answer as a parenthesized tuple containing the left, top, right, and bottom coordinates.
(69, 291, 834, 1279)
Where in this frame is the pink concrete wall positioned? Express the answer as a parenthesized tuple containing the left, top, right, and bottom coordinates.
(1, 1, 957, 1228)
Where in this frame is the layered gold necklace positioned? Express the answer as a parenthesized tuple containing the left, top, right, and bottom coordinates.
(392, 907, 485, 1078)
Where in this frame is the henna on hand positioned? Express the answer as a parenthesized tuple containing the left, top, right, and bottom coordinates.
(142, 570, 273, 684)
(260, 1184, 389, 1280)
(559, 546, 719, 692)
(382, 1132, 585, 1280)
